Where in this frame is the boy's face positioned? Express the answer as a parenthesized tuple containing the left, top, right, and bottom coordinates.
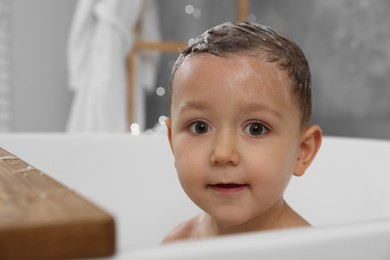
(167, 54, 305, 227)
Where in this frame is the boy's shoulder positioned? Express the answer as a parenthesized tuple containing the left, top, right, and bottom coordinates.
(161, 215, 201, 244)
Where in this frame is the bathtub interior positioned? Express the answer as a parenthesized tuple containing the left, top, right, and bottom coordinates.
(126, 218, 390, 260)
(0, 134, 390, 257)
(285, 136, 390, 226)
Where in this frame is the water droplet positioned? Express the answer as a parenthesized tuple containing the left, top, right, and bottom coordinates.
(0, 155, 17, 160)
(12, 166, 34, 175)
(193, 8, 202, 18)
(130, 123, 140, 135)
(185, 4, 194, 15)
(248, 14, 257, 23)
(156, 87, 165, 96)
(159, 116, 167, 125)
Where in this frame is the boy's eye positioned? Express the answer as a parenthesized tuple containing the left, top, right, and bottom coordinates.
(189, 121, 209, 134)
(244, 122, 268, 136)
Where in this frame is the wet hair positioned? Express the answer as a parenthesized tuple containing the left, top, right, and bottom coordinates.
(170, 21, 312, 126)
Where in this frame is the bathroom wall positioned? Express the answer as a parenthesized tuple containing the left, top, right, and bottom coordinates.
(10, 0, 76, 132)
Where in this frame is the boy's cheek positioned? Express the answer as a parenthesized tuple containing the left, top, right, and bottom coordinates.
(174, 141, 203, 165)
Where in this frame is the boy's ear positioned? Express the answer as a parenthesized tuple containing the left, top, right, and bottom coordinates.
(165, 117, 174, 153)
(294, 125, 322, 177)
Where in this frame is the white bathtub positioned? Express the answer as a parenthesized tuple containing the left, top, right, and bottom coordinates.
(1, 134, 390, 259)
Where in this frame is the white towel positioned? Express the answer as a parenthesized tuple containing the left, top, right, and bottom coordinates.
(67, 0, 160, 132)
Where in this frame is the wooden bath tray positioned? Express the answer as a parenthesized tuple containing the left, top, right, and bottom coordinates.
(0, 147, 115, 259)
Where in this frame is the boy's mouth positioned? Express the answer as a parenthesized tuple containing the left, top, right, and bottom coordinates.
(208, 183, 248, 194)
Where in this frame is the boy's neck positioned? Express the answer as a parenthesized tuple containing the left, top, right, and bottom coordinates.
(195, 199, 309, 238)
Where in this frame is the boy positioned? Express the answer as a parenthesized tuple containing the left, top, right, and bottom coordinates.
(163, 22, 322, 242)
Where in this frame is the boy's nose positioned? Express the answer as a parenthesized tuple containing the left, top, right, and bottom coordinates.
(210, 133, 240, 167)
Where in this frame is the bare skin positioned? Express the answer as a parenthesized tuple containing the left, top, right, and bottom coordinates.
(162, 200, 310, 243)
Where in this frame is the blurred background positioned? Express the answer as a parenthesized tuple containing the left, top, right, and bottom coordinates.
(1, 0, 389, 139)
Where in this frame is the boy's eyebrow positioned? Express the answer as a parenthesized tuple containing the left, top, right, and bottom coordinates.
(243, 103, 283, 119)
(179, 102, 283, 119)
(179, 101, 209, 113)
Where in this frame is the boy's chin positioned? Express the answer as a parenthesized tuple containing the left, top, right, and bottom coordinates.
(209, 211, 257, 229)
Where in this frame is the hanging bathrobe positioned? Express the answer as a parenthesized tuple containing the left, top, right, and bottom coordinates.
(66, 0, 160, 132)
